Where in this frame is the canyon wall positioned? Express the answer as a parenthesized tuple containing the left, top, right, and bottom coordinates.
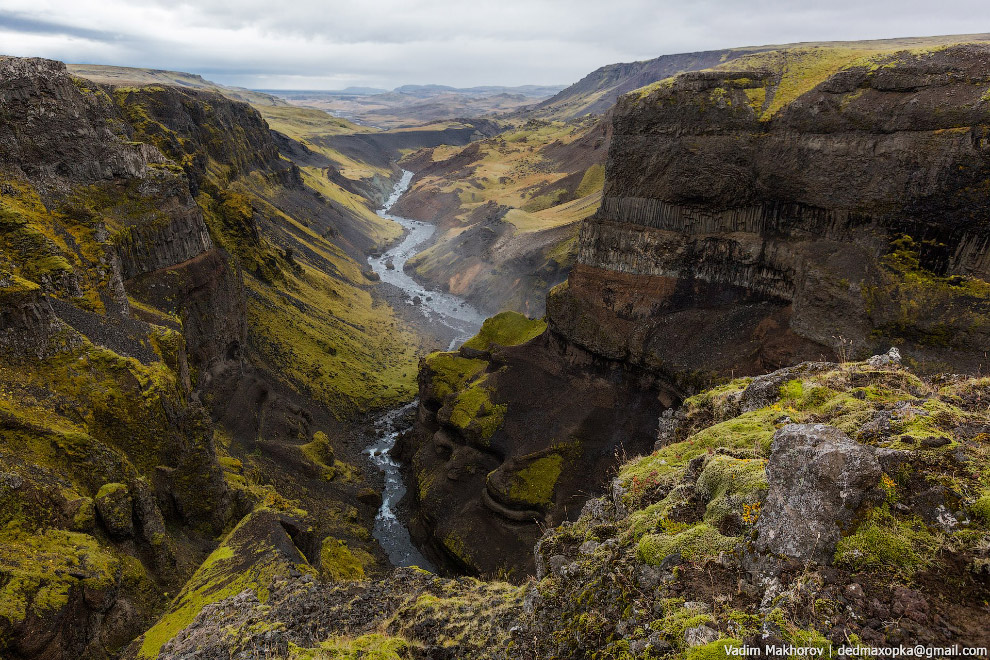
(406, 43, 990, 578)
(0, 57, 411, 658)
(551, 43, 990, 382)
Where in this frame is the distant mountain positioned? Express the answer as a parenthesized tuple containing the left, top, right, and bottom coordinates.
(526, 32, 990, 120)
(65, 63, 290, 106)
(266, 83, 567, 128)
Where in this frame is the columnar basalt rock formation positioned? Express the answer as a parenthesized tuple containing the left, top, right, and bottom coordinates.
(407, 43, 990, 580)
(550, 44, 990, 380)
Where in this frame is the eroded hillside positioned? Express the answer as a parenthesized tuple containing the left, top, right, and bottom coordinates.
(0, 56, 432, 658)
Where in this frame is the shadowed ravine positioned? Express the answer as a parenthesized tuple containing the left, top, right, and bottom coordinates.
(364, 172, 484, 570)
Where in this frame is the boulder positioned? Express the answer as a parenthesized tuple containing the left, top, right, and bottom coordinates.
(755, 424, 880, 562)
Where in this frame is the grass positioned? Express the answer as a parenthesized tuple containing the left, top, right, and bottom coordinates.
(462, 311, 547, 351)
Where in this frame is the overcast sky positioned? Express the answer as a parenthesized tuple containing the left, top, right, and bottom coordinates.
(0, 0, 987, 90)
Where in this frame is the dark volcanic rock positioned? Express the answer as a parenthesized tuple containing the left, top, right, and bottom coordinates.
(405, 329, 671, 578)
(755, 424, 881, 562)
(550, 44, 990, 379)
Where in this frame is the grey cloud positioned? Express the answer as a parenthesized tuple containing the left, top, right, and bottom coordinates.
(0, 0, 987, 89)
(0, 10, 132, 43)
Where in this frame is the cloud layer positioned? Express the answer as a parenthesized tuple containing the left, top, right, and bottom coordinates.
(0, 0, 987, 89)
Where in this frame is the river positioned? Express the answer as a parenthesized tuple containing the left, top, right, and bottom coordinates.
(364, 170, 484, 570)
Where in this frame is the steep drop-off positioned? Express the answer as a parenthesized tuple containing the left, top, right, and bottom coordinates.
(0, 56, 424, 659)
(404, 41, 990, 578)
(552, 42, 990, 382)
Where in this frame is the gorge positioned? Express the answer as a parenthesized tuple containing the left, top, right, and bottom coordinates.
(2, 30, 990, 660)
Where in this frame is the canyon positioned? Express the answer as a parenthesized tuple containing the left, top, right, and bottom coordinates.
(1, 31, 990, 660)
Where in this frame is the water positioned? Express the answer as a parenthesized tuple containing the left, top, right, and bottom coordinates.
(364, 401, 433, 570)
(368, 170, 485, 350)
(364, 170, 484, 569)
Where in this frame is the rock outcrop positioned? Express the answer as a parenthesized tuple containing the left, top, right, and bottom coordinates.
(402, 312, 671, 577)
(755, 424, 881, 561)
(551, 43, 990, 379)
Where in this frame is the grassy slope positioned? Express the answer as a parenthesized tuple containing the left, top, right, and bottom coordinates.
(532, 359, 990, 658)
(634, 36, 990, 120)
(535, 32, 990, 121)
(397, 119, 604, 314)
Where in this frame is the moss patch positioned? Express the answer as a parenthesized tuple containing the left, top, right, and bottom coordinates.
(505, 454, 563, 507)
(461, 311, 547, 352)
(834, 505, 938, 576)
(638, 523, 738, 565)
(319, 537, 369, 581)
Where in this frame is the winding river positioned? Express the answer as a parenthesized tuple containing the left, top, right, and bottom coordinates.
(364, 171, 484, 570)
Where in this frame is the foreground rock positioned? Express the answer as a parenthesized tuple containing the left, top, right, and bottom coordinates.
(756, 424, 881, 561)
(151, 567, 524, 660)
(152, 359, 990, 658)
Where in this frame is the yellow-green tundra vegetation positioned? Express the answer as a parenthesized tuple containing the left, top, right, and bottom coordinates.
(422, 311, 546, 444)
(395, 118, 608, 313)
(527, 357, 990, 658)
(634, 39, 990, 122)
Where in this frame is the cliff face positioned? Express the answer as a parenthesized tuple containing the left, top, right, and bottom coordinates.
(551, 43, 990, 385)
(0, 58, 239, 659)
(404, 43, 990, 579)
(0, 57, 418, 659)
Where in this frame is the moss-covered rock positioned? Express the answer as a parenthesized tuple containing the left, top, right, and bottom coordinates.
(525, 357, 990, 659)
(95, 482, 134, 539)
(320, 537, 369, 582)
(461, 311, 547, 352)
(131, 507, 316, 659)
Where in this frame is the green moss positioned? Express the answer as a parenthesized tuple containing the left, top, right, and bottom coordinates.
(96, 482, 128, 499)
(834, 505, 938, 576)
(319, 537, 366, 581)
(424, 353, 487, 399)
(787, 629, 834, 656)
(506, 454, 563, 507)
(442, 531, 474, 566)
(863, 235, 990, 349)
(0, 526, 120, 629)
(686, 638, 743, 660)
(301, 431, 335, 468)
(461, 311, 547, 352)
(448, 374, 507, 441)
(289, 634, 412, 660)
(638, 523, 738, 565)
(621, 409, 777, 490)
(972, 493, 990, 524)
(695, 456, 767, 527)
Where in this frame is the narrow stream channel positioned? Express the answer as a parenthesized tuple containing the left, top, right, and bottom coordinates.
(364, 170, 484, 569)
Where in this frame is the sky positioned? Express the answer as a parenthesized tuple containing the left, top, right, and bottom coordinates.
(0, 0, 988, 90)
